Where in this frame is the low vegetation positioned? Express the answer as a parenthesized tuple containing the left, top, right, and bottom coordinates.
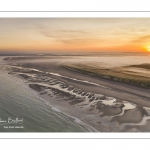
(62, 63, 150, 88)
(129, 63, 150, 70)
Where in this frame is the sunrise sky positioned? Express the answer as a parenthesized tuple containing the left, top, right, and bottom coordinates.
(1, 18, 150, 53)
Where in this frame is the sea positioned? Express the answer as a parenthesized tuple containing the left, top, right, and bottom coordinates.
(0, 58, 88, 132)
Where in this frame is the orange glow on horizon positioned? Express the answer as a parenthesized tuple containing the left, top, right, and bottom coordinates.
(0, 18, 150, 53)
(146, 46, 150, 52)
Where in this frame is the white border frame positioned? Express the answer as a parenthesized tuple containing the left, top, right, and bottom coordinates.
(1, 12, 150, 18)
(0, 11, 150, 138)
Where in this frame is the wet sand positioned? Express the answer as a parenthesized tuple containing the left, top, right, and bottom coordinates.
(3, 56, 150, 132)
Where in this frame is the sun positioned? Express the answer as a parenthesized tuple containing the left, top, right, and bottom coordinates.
(147, 46, 150, 52)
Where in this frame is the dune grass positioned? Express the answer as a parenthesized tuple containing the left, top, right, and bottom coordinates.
(129, 63, 150, 70)
(62, 63, 150, 88)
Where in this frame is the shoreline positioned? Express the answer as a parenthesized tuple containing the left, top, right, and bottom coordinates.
(28, 84, 99, 132)
(1, 65, 96, 132)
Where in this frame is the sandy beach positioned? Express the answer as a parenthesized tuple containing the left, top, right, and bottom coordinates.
(3, 55, 150, 132)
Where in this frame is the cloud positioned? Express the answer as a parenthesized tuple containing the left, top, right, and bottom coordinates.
(55, 38, 104, 45)
(57, 30, 88, 34)
(40, 29, 89, 37)
(131, 35, 150, 44)
(40, 29, 98, 45)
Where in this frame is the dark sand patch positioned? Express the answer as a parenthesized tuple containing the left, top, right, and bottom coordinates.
(129, 63, 150, 70)
(29, 84, 43, 92)
(96, 101, 124, 116)
(40, 91, 47, 95)
(113, 107, 145, 124)
(121, 120, 150, 132)
(19, 74, 30, 79)
(69, 98, 84, 105)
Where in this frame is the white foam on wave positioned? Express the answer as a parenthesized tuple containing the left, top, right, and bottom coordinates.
(51, 107, 62, 113)
(62, 112, 99, 132)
